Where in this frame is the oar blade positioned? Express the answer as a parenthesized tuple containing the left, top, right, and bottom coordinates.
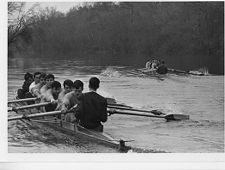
(165, 114, 189, 121)
(150, 110, 165, 115)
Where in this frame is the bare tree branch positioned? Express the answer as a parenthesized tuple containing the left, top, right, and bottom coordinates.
(8, 2, 39, 46)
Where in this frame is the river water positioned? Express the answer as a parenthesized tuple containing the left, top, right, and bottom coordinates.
(8, 57, 224, 153)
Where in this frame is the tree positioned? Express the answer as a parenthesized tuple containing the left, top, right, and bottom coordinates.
(8, 2, 39, 47)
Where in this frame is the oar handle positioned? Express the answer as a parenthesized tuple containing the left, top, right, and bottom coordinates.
(8, 102, 51, 112)
(8, 97, 38, 104)
(8, 110, 62, 121)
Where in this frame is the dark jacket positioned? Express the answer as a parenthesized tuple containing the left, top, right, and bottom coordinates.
(156, 65, 168, 74)
(75, 92, 107, 129)
(22, 80, 32, 93)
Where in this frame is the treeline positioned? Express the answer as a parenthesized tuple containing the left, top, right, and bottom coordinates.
(8, 2, 224, 74)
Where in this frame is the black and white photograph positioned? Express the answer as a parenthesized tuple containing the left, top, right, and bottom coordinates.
(2, 0, 225, 166)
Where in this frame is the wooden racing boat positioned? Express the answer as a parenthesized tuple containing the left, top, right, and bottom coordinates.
(9, 98, 131, 152)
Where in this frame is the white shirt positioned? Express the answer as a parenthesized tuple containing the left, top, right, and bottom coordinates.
(29, 82, 38, 93)
(146, 61, 151, 69)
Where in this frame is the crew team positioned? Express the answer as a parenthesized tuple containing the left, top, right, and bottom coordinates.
(17, 73, 107, 132)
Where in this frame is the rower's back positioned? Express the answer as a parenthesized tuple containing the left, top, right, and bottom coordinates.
(76, 77, 107, 132)
(156, 61, 168, 74)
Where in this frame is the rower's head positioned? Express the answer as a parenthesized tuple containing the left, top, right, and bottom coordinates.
(73, 80, 84, 97)
(24, 72, 33, 83)
(63, 79, 73, 93)
(51, 81, 61, 96)
(33, 72, 41, 84)
(40, 73, 46, 85)
(46, 74, 55, 86)
(89, 77, 100, 91)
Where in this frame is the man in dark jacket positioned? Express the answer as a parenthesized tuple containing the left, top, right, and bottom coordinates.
(75, 77, 107, 132)
(156, 61, 168, 74)
(17, 72, 34, 99)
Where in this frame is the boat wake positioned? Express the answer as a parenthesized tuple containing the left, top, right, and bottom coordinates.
(100, 67, 122, 77)
(189, 67, 210, 76)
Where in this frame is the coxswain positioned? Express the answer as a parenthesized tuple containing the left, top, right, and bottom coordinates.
(75, 77, 107, 132)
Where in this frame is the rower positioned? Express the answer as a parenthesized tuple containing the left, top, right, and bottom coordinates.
(144, 59, 158, 74)
(40, 74, 55, 95)
(17, 72, 33, 99)
(59, 80, 84, 122)
(151, 59, 159, 70)
(29, 72, 41, 94)
(75, 77, 107, 132)
(145, 59, 152, 69)
(41, 81, 62, 112)
(31, 73, 47, 98)
(57, 79, 74, 109)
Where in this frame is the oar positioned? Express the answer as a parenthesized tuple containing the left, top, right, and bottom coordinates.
(107, 103, 132, 108)
(168, 68, 204, 76)
(107, 105, 164, 115)
(8, 104, 78, 121)
(124, 70, 145, 77)
(8, 102, 51, 112)
(8, 110, 62, 121)
(108, 110, 189, 121)
(8, 97, 38, 104)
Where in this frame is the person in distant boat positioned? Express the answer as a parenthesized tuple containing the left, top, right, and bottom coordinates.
(17, 72, 33, 99)
(145, 59, 152, 69)
(151, 59, 160, 70)
(75, 77, 107, 132)
(145, 59, 159, 70)
(31, 73, 47, 99)
(57, 79, 74, 108)
(29, 72, 41, 93)
(41, 80, 62, 112)
(59, 80, 84, 122)
(144, 59, 158, 74)
(156, 61, 168, 75)
(40, 74, 55, 95)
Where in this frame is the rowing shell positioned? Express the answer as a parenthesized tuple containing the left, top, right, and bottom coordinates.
(9, 99, 131, 152)
(136, 68, 165, 81)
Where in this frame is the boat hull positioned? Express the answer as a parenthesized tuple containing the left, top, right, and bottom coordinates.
(9, 99, 131, 152)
